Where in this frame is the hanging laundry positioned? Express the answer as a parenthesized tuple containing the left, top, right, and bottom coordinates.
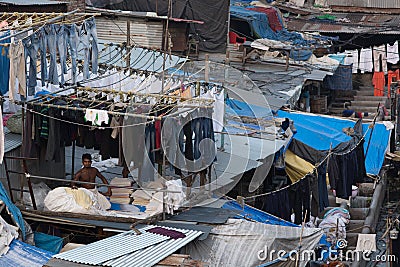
(203, 88, 225, 132)
(344, 50, 359, 74)
(372, 72, 385, 97)
(8, 40, 26, 100)
(0, 30, 10, 96)
(387, 41, 399, 64)
(0, 108, 3, 164)
(84, 108, 109, 126)
(373, 45, 387, 73)
(359, 47, 373, 73)
(387, 69, 400, 98)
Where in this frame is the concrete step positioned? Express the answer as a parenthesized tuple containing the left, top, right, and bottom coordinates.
(319, 207, 369, 220)
(329, 107, 346, 114)
(350, 100, 385, 106)
(351, 196, 372, 208)
(335, 97, 354, 102)
(331, 102, 349, 108)
(347, 220, 365, 233)
(356, 90, 374, 96)
(358, 86, 374, 91)
(353, 96, 387, 101)
(347, 106, 380, 113)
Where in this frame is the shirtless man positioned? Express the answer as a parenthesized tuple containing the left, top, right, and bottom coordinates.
(72, 153, 112, 196)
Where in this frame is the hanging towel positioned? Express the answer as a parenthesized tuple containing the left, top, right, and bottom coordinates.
(387, 41, 399, 64)
(359, 48, 373, 73)
(345, 50, 359, 73)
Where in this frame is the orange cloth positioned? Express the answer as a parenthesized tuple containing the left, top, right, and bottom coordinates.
(372, 72, 385, 96)
(388, 69, 399, 98)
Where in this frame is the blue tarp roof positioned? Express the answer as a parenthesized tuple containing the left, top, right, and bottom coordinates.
(229, 6, 311, 47)
(277, 111, 391, 175)
(0, 240, 54, 267)
(222, 201, 299, 227)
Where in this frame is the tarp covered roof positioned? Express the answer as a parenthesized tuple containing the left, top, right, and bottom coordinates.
(277, 110, 392, 175)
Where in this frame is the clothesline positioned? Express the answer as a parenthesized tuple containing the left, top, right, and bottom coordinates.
(0, 10, 101, 43)
(75, 86, 215, 103)
(241, 119, 375, 201)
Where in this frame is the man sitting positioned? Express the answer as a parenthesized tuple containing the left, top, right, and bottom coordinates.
(71, 154, 111, 210)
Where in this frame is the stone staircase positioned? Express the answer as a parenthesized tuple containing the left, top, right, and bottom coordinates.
(349, 86, 387, 114)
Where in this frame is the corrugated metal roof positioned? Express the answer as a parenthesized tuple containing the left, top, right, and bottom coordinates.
(4, 127, 22, 153)
(53, 225, 170, 265)
(0, 239, 54, 267)
(96, 17, 163, 49)
(103, 227, 203, 267)
(0, 0, 67, 5)
(52, 226, 202, 267)
(327, 0, 400, 9)
(286, 13, 400, 34)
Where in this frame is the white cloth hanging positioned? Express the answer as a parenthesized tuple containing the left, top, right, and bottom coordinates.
(387, 41, 399, 64)
(359, 47, 373, 73)
(344, 50, 359, 73)
(84, 108, 109, 126)
(203, 88, 225, 132)
(373, 45, 387, 73)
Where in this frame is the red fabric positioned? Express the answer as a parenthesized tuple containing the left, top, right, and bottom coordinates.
(372, 72, 385, 96)
(2, 113, 14, 126)
(155, 120, 161, 149)
(246, 7, 283, 32)
(387, 69, 399, 98)
(229, 31, 246, 44)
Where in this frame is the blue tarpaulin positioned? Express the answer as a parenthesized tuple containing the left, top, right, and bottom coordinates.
(222, 201, 299, 227)
(323, 64, 353, 91)
(34, 232, 63, 254)
(277, 111, 391, 175)
(0, 240, 54, 267)
(0, 183, 25, 239)
(230, 6, 311, 47)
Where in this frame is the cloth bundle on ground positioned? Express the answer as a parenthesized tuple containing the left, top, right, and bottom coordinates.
(318, 208, 350, 242)
(44, 187, 111, 215)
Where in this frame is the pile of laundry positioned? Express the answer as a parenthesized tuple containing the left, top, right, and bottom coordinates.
(318, 207, 350, 243)
(44, 187, 111, 215)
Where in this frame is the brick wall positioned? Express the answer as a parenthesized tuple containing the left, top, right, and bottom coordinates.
(68, 0, 86, 12)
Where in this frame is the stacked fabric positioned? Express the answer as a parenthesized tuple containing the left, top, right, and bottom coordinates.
(109, 178, 132, 204)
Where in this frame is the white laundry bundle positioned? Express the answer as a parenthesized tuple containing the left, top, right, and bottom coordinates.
(84, 108, 109, 126)
(164, 179, 186, 214)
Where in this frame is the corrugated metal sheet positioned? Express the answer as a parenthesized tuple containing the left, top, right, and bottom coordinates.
(52, 225, 202, 267)
(0, 239, 54, 267)
(103, 228, 203, 267)
(4, 127, 22, 153)
(96, 17, 163, 49)
(327, 0, 400, 8)
(54, 225, 170, 265)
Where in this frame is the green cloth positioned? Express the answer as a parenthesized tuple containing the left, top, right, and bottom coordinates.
(316, 14, 336, 20)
